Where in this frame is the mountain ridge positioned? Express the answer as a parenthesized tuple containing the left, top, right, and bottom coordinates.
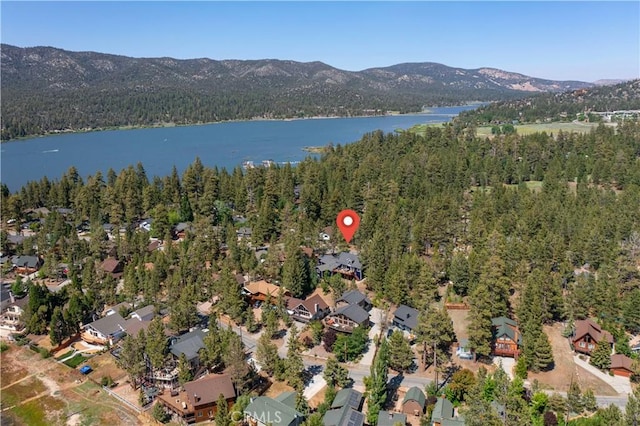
(1, 44, 595, 140)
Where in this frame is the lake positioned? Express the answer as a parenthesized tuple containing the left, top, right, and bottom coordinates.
(0, 105, 477, 192)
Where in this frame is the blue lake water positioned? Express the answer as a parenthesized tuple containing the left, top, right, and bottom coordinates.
(0, 105, 477, 192)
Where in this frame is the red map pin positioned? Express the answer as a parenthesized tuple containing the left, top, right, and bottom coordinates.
(336, 209, 360, 243)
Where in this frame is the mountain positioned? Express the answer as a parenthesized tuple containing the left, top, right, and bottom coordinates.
(456, 79, 640, 125)
(0, 44, 594, 140)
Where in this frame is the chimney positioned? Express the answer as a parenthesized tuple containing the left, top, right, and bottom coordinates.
(388, 412, 393, 420)
(9, 291, 15, 304)
(315, 303, 319, 313)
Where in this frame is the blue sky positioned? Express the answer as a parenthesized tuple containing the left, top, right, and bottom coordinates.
(2, 1, 639, 82)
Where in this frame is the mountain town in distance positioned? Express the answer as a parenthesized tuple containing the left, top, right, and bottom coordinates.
(2, 45, 640, 426)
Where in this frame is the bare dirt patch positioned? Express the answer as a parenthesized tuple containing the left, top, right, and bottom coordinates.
(263, 380, 295, 398)
(446, 308, 469, 341)
(1, 343, 142, 425)
(527, 324, 617, 395)
(308, 385, 327, 409)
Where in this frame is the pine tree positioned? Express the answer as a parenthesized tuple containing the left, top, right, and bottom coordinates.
(365, 339, 389, 425)
(323, 356, 350, 388)
(533, 332, 554, 371)
(178, 353, 193, 386)
(145, 317, 168, 370)
(215, 392, 231, 426)
(590, 338, 612, 370)
(256, 332, 279, 376)
(387, 331, 414, 373)
(285, 325, 305, 391)
(625, 384, 640, 426)
(567, 380, 584, 415)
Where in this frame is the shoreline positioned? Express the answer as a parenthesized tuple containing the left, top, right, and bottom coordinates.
(0, 105, 482, 144)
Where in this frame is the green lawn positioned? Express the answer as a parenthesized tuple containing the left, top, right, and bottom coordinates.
(63, 353, 88, 368)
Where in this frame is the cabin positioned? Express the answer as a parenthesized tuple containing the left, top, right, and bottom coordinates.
(392, 305, 419, 332)
(326, 304, 370, 333)
(323, 389, 364, 426)
(335, 290, 372, 311)
(491, 317, 521, 358)
(286, 294, 330, 323)
(245, 391, 305, 426)
(157, 374, 236, 424)
(430, 396, 465, 426)
(236, 227, 253, 240)
(317, 252, 364, 281)
(100, 257, 124, 279)
(243, 280, 290, 305)
(610, 354, 635, 378)
(11, 255, 43, 275)
(572, 319, 614, 356)
(402, 387, 426, 416)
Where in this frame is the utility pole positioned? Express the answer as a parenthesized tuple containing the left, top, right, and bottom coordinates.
(434, 341, 438, 390)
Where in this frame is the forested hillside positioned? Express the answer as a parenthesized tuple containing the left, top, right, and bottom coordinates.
(2, 120, 640, 365)
(0, 44, 593, 140)
(457, 79, 640, 125)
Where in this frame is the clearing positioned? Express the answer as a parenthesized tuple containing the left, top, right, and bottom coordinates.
(527, 323, 617, 396)
(0, 343, 145, 425)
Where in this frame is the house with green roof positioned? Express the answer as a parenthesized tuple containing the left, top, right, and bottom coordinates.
(491, 316, 522, 358)
(430, 396, 465, 426)
(244, 391, 305, 426)
(402, 386, 426, 416)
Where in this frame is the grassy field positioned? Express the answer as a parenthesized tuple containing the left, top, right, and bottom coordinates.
(408, 121, 614, 138)
(476, 122, 608, 137)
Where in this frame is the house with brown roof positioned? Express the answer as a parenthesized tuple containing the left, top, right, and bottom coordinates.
(157, 374, 236, 424)
(610, 354, 635, 378)
(243, 280, 290, 304)
(572, 319, 614, 355)
(100, 257, 124, 279)
(286, 294, 330, 323)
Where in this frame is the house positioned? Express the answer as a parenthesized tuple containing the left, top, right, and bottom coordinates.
(326, 304, 370, 333)
(139, 218, 153, 232)
(491, 317, 521, 358)
(237, 227, 253, 240)
(631, 336, 640, 355)
(100, 257, 124, 279)
(11, 255, 43, 274)
(173, 222, 192, 240)
(157, 374, 236, 424)
(286, 294, 331, 323)
(335, 290, 372, 311)
(393, 305, 419, 332)
(0, 293, 29, 338)
(430, 396, 465, 426)
(610, 354, 635, 378)
(402, 387, 426, 416)
(572, 319, 614, 356)
(104, 301, 132, 317)
(81, 313, 128, 346)
(323, 388, 364, 426)
(169, 329, 208, 369)
(377, 411, 406, 426)
(131, 305, 155, 322)
(245, 391, 305, 426)
(243, 280, 290, 304)
(317, 253, 364, 281)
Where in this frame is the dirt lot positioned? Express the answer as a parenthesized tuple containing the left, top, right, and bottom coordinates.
(527, 324, 617, 396)
(263, 380, 295, 398)
(1, 343, 146, 425)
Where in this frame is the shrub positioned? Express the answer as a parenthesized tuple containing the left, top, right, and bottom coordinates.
(0, 341, 9, 352)
(101, 376, 115, 387)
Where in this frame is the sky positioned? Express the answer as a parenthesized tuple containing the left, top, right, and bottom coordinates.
(1, 1, 639, 82)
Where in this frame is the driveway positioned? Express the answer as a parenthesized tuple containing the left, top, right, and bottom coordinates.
(493, 356, 515, 380)
(358, 308, 386, 367)
(574, 355, 632, 395)
(303, 374, 327, 399)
